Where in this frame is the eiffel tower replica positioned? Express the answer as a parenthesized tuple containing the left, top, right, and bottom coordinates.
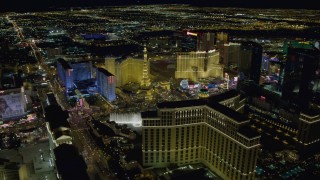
(141, 46, 151, 90)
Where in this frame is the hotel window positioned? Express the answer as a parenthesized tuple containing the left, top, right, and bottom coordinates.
(174, 151, 178, 161)
(161, 152, 165, 162)
(196, 149, 199, 158)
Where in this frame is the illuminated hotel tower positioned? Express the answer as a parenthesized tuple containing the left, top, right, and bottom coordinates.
(70, 61, 92, 82)
(105, 57, 121, 86)
(221, 42, 241, 67)
(297, 108, 320, 155)
(96, 67, 116, 102)
(141, 46, 151, 89)
(216, 32, 229, 50)
(175, 50, 223, 81)
(142, 90, 260, 180)
(105, 57, 147, 87)
(57, 58, 74, 91)
(197, 32, 215, 52)
(105, 57, 116, 75)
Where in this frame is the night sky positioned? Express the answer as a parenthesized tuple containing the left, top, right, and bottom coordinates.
(0, 0, 319, 12)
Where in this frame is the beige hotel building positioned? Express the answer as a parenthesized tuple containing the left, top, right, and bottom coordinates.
(105, 47, 150, 87)
(142, 90, 260, 180)
(297, 108, 320, 153)
(105, 57, 144, 87)
(175, 50, 223, 82)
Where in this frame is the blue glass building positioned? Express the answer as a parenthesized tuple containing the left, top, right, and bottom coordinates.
(70, 61, 93, 82)
(57, 58, 74, 91)
(96, 67, 116, 102)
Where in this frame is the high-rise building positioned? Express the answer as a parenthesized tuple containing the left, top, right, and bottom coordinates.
(238, 42, 263, 84)
(142, 90, 260, 180)
(221, 42, 241, 67)
(120, 58, 144, 86)
(105, 53, 151, 88)
(105, 57, 116, 75)
(216, 32, 228, 44)
(96, 67, 116, 101)
(104, 47, 151, 88)
(297, 108, 320, 155)
(197, 32, 215, 52)
(216, 32, 229, 50)
(282, 48, 320, 108)
(57, 58, 74, 91)
(70, 61, 92, 82)
(141, 47, 151, 89)
(175, 50, 223, 81)
(105, 57, 123, 87)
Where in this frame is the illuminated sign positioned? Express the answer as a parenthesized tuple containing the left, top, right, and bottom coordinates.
(106, 76, 115, 85)
(187, 31, 198, 36)
(68, 69, 73, 76)
(180, 79, 189, 89)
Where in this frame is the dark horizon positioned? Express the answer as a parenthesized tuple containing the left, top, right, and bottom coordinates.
(0, 0, 319, 12)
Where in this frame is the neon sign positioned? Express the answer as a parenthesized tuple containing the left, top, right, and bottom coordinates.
(187, 31, 198, 36)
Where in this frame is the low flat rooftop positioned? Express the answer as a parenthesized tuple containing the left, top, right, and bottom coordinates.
(157, 99, 207, 109)
(141, 111, 158, 118)
(238, 125, 261, 139)
(207, 101, 248, 123)
(157, 90, 248, 123)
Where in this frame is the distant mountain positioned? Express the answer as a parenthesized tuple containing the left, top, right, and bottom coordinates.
(0, 0, 318, 12)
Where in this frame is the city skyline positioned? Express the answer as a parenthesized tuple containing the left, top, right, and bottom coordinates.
(0, 0, 319, 12)
(0, 3, 320, 180)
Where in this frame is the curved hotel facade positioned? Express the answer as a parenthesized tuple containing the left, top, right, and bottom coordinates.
(175, 50, 223, 81)
(104, 47, 150, 88)
(142, 90, 260, 180)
